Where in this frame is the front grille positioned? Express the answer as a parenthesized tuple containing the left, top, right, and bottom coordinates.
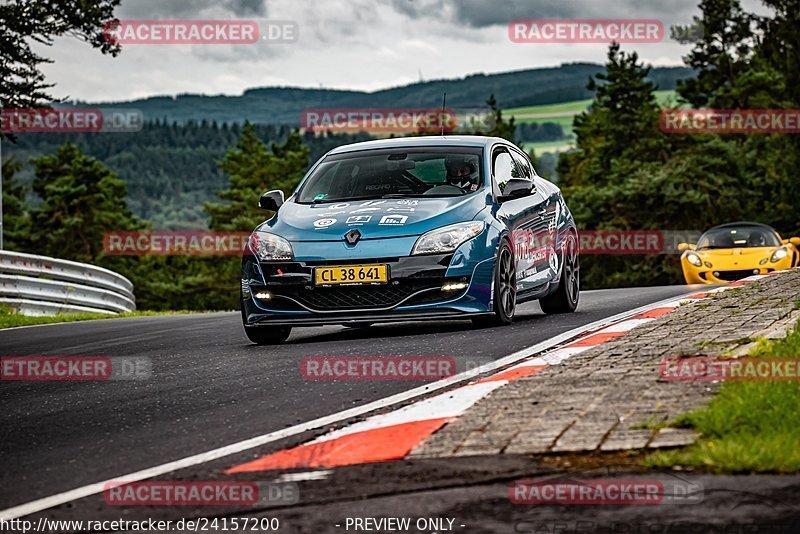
(297, 284, 417, 310)
(714, 269, 758, 281)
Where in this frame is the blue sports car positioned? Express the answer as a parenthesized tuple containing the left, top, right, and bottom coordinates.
(241, 136, 579, 344)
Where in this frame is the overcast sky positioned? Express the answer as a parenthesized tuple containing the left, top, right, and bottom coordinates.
(35, 0, 768, 103)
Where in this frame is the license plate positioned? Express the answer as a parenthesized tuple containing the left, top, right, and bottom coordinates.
(314, 264, 389, 285)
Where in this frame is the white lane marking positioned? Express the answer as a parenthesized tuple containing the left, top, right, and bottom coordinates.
(272, 470, 332, 482)
(311, 381, 506, 444)
(0, 290, 703, 521)
(597, 318, 654, 333)
(513, 346, 592, 368)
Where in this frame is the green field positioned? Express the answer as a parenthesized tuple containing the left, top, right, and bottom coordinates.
(508, 90, 677, 154)
(0, 306, 212, 329)
(505, 90, 677, 117)
(521, 139, 576, 154)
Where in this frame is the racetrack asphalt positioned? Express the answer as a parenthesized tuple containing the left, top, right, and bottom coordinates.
(0, 285, 700, 510)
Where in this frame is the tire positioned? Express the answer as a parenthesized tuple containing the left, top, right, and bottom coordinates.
(244, 325, 292, 345)
(241, 299, 292, 344)
(473, 240, 516, 327)
(540, 231, 579, 314)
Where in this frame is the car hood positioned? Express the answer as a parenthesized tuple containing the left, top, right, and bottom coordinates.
(697, 247, 775, 257)
(261, 194, 487, 241)
(695, 247, 777, 266)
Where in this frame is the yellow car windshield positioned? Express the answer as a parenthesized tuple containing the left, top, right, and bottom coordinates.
(697, 226, 781, 249)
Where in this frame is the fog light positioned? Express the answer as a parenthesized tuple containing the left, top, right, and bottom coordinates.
(441, 282, 468, 292)
(255, 291, 272, 300)
(752, 269, 759, 275)
(713, 271, 720, 278)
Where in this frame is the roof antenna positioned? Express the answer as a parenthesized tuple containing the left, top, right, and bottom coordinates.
(440, 92, 447, 136)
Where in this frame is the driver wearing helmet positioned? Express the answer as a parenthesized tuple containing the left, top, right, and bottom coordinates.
(444, 155, 478, 191)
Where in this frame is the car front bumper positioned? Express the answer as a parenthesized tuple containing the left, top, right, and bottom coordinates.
(681, 263, 784, 284)
(241, 252, 495, 326)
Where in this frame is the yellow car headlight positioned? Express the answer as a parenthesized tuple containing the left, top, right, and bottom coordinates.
(770, 248, 788, 263)
(686, 252, 702, 267)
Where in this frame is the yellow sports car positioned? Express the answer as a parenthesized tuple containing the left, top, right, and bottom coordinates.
(678, 222, 800, 284)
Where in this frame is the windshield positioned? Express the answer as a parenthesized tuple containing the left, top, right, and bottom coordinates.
(697, 225, 781, 249)
(296, 147, 484, 204)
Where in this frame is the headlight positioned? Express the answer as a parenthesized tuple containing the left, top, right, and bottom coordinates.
(771, 248, 788, 263)
(412, 222, 485, 255)
(247, 231, 293, 261)
(685, 252, 702, 267)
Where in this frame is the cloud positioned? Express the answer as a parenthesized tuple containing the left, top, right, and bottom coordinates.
(117, 0, 267, 19)
(388, 0, 701, 29)
(36, 0, 702, 103)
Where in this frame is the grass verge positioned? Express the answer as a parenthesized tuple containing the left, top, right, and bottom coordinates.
(0, 306, 210, 329)
(645, 326, 800, 472)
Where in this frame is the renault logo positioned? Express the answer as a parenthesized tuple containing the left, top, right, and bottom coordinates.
(344, 229, 361, 245)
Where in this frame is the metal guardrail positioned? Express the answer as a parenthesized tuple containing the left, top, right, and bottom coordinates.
(0, 251, 135, 316)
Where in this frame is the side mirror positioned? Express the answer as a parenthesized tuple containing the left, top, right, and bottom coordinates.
(259, 190, 284, 211)
(790, 237, 800, 247)
(498, 178, 534, 202)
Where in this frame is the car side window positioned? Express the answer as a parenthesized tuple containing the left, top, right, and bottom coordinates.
(492, 149, 515, 194)
(510, 150, 534, 180)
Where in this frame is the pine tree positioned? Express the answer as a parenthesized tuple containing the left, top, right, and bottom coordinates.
(558, 42, 666, 188)
(206, 123, 308, 232)
(1, 157, 32, 251)
(0, 0, 121, 129)
(30, 143, 141, 263)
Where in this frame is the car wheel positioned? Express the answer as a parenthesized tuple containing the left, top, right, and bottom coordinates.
(241, 300, 292, 344)
(540, 231, 579, 314)
(342, 322, 373, 328)
(473, 239, 516, 326)
(244, 325, 292, 345)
